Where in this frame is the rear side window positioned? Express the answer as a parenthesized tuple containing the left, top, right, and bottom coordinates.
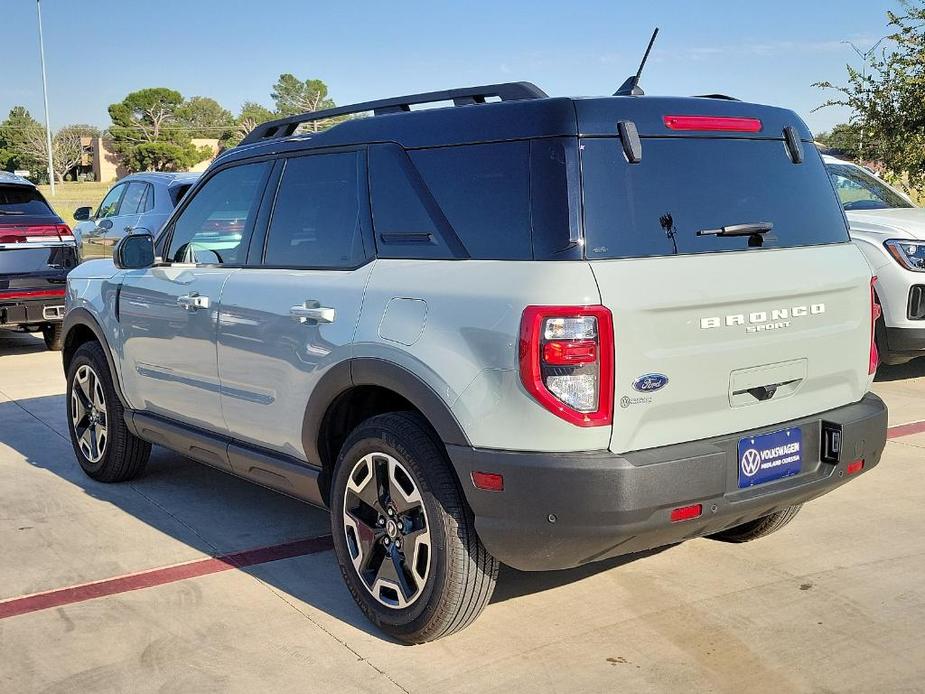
(370, 140, 577, 260)
(0, 185, 54, 216)
(263, 152, 365, 268)
(581, 138, 849, 259)
(409, 142, 531, 259)
(170, 184, 193, 207)
(121, 182, 148, 215)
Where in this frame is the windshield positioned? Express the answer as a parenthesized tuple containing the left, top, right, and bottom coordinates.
(581, 138, 849, 259)
(826, 163, 914, 211)
(0, 185, 54, 216)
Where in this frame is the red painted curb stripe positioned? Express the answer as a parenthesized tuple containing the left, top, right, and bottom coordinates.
(888, 419, 925, 440)
(0, 534, 333, 620)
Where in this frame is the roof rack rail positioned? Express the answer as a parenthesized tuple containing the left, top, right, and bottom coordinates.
(240, 81, 548, 146)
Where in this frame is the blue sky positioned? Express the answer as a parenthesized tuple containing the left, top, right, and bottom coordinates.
(2, 0, 897, 134)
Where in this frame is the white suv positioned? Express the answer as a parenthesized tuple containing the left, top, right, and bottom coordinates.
(824, 154, 925, 364)
(61, 83, 888, 642)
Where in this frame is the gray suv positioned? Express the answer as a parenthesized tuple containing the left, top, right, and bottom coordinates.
(73, 172, 199, 260)
(62, 82, 888, 643)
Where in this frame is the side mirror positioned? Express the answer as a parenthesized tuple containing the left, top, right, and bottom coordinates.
(98, 218, 114, 230)
(73, 206, 92, 221)
(114, 232, 155, 270)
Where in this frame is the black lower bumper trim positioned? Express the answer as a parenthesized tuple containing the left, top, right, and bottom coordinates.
(0, 298, 66, 327)
(883, 326, 925, 363)
(447, 393, 888, 571)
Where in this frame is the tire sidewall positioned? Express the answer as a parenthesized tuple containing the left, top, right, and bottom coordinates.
(330, 415, 456, 637)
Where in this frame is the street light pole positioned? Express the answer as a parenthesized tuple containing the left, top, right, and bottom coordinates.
(36, 0, 55, 195)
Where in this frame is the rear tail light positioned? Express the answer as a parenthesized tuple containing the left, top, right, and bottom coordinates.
(870, 277, 881, 375)
(663, 115, 763, 132)
(0, 223, 72, 244)
(519, 305, 614, 426)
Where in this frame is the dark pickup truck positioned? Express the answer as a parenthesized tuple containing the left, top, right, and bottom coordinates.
(0, 173, 78, 350)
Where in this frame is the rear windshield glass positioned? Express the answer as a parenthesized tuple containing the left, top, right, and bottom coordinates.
(581, 138, 849, 259)
(0, 185, 53, 216)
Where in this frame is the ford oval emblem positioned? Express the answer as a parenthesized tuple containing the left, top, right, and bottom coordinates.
(632, 373, 669, 393)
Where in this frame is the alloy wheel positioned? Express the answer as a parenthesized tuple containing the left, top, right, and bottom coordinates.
(70, 364, 108, 463)
(342, 452, 432, 609)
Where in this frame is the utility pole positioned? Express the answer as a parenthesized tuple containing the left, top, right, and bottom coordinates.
(843, 37, 887, 163)
(36, 0, 55, 195)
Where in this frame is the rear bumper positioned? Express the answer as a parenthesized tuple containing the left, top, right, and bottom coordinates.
(447, 393, 888, 571)
(0, 296, 66, 327)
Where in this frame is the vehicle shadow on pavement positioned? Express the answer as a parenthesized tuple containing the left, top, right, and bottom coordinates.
(875, 358, 925, 382)
(0, 393, 662, 642)
(0, 329, 47, 356)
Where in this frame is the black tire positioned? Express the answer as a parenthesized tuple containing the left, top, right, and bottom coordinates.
(330, 411, 498, 644)
(66, 341, 150, 482)
(708, 505, 802, 543)
(42, 323, 63, 351)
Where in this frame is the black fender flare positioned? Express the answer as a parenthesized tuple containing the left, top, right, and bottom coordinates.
(301, 357, 471, 469)
(62, 307, 130, 411)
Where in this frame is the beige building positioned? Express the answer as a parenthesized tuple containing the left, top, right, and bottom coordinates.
(79, 137, 220, 182)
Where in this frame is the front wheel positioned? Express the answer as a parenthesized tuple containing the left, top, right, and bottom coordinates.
(66, 341, 150, 482)
(330, 412, 498, 644)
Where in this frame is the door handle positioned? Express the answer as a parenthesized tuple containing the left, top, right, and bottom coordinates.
(177, 293, 211, 311)
(290, 301, 335, 324)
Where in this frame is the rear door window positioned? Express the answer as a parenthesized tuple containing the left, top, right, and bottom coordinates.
(581, 138, 849, 259)
(0, 185, 54, 216)
(121, 182, 148, 215)
(263, 152, 366, 268)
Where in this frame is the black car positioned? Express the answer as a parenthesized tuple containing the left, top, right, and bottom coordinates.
(0, 173, 78, 350)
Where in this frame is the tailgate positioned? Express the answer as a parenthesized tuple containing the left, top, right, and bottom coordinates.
(592, 245, 872, 453)
(0, 243, 77, 295)
(578, 128, 872, 454)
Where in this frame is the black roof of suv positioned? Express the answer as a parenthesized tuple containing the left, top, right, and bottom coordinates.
(222, 81, 813, 165)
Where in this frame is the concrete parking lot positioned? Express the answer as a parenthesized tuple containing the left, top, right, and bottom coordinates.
(1, 329, 924, 693)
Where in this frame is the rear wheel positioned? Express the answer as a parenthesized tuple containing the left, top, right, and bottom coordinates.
(708, 505, 802, 543)
(42, 323, 63, 351)
(66, 341, 150, 482)
(330, 412, 498, 643)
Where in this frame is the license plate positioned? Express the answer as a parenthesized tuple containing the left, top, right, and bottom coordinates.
(737, 427, 802, 488)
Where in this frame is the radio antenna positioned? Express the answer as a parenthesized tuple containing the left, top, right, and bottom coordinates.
(614, 27, 659, 96)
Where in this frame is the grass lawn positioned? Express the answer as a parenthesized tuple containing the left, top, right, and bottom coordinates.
(37, 181, 112, 224)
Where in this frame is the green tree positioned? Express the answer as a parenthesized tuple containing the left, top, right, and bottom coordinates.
(815, 0, 925, 184)
(108, 88, 211, 172)
(228, 101, 276, 146)
(270, 73, 337, 131)
(815, 123, 866, 157)
(176, 96, 234, 141)
(0, 107, 45, 176)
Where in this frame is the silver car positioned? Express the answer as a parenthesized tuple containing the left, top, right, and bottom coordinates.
(823, 155, 925, 364)
(72, 172, 199, 260)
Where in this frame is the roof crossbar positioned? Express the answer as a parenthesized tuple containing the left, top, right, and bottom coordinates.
(240, 81, 548, 145)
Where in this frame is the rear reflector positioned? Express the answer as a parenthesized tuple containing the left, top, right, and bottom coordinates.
(670, 504, 703, 523)
(471, 471, 504, 492)
(663, 115, 763, 133)
(846, 459, 864, 476)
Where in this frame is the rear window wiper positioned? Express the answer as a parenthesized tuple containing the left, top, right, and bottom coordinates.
(0, 210, 26, 215)
(697, 222, 773, 238)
